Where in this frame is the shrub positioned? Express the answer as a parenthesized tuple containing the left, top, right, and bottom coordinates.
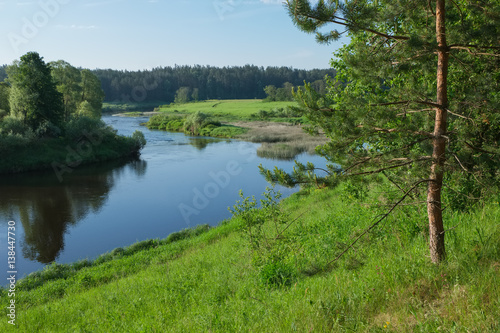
(131, 130, 146, 149)
(64, 116, 111, 142)
(146, 114, 184, 131)
(0, 116, 32, 137)
(230, 188, 298, 287)
(35, 120, 62, 138)
(184, 111, 208, 135)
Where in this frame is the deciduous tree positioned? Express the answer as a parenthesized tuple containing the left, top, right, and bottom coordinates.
(7, 52, 64, 130)
(50, 60, 82, 121)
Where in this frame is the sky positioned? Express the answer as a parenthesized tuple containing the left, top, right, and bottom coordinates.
(0, 0, 346, 71)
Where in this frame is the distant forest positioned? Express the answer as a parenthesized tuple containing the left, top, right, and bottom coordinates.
(1, 65, 335, 104)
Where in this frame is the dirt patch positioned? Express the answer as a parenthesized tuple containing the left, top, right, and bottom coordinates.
(230, 121, 328, 160)
(231, 121, 326, 143)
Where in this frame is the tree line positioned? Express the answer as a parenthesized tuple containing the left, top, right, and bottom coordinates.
(2, 63, 335, 105)
(92, 65, 335, 104)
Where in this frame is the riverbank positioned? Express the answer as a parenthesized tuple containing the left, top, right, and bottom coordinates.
(233, 121, 327, 159)
(121, 99, 328, 160)
(0, 118, 146, 175)
(2, 185, 498, 332)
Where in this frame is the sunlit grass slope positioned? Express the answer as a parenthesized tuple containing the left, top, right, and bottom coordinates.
(1, 185, 499, 332)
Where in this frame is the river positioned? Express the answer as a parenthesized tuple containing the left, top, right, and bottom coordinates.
(0, 115, 326, 281)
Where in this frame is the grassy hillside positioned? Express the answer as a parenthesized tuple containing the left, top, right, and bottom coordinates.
(2, 184, 499, 332)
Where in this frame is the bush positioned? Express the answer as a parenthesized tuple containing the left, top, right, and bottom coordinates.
(0, 116, 32, 137)
(35, 120, 62, 138)
(184, 111, 208, 135)
(146, 114, 184, 131)
(230, 188, 298, 287)
(0, 133, 32, 154)
(64, 116, 111, 142)
(131, 130, 146, 149)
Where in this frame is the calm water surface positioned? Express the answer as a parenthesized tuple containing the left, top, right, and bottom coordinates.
(0, 115, 326, 280)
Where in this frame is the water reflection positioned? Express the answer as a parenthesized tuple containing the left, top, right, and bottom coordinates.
(0, 158, 147, 264)
(188, 137, 230, 150)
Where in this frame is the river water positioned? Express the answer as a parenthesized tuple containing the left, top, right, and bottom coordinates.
(0, 115, 326, 280)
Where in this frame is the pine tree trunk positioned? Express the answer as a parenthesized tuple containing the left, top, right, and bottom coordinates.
(427, 0, 448, 263)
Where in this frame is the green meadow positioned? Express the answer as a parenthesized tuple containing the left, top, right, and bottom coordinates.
(155, 99, 299, 121)
(143, 99, 312, 145)
(2, 183, 499, 332)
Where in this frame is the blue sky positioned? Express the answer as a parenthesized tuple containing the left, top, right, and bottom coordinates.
(0, 0, 346, 70)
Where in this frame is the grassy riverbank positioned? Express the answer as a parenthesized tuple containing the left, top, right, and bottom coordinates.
(0, 117, 146, 175)
(155, 99, 300, 122)
(141, 99, 327, 159)
(2, 184, 499, 332)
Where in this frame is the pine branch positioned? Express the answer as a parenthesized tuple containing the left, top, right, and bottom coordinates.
(464, 141, 498, 155)
(347, 157, 432, 177)
(287, 0, 410, 41)
(369, 100, 444, 108)
(449, 44, 500, 57)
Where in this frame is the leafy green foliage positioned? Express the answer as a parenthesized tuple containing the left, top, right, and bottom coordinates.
(146, 111, 246, 138)
(230, 188, 298, 287)
(50, 62, 104, 121)
(0, 53, 145, 174)
(0, 82, 10, 115)
(131, 130, 146, 150)
(184, 111, 209, 135)
(7, 52, 64, 131)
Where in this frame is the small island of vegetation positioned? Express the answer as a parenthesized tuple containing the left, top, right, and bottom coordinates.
(0, 52, 146, 175)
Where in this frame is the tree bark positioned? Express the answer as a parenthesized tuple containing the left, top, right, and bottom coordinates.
(427, 0, 448, 263)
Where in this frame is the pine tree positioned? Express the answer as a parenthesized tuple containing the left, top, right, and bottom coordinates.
(263, 0, 499, 263)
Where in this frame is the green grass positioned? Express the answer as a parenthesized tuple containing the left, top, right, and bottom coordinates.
(1, 185, 499, 332)
(102, 101, 167, 112)
(145, 113, 248, 139)
(157, 99, 299, 121)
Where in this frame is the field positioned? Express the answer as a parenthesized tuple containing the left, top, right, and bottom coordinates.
(156, 99, 299, 121)
(2, 184, 499, 332)
(143, 99, 326, 160)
